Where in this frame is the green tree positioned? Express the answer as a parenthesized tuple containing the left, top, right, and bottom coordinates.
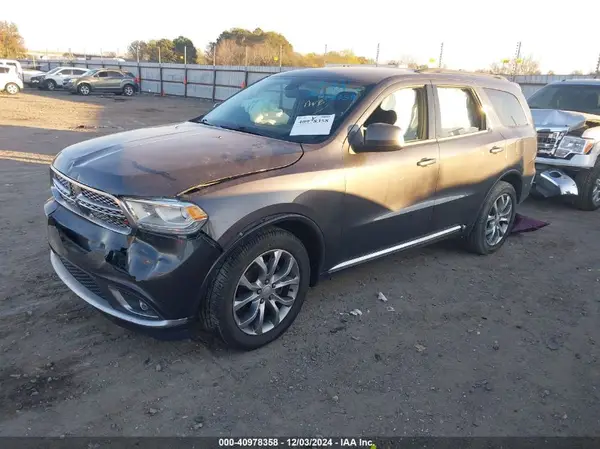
(147, 39, 176, 62)
(0, 21, 26, 58)
(173, 36, 198, 64)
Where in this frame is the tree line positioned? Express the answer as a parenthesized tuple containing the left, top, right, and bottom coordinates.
(126, 28, 374, 67)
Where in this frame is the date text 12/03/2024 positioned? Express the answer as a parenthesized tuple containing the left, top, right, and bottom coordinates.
(218, 438, 376, 448)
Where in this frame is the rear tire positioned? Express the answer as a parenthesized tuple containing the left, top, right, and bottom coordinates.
(5, 83, 20, 95)
(122, 84, 135, 96)
(465, 181, 517, 255)
(201, 227, 310, 350)
(78, 83, 91, 96)
(574, 162, 600, 211)
(45, 79, 57, 91)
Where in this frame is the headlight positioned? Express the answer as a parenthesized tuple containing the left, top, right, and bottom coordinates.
(122, 198, 208, 234)
(555, 136, 595, 158)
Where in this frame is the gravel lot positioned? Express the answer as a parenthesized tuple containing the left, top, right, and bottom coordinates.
(0, 90, 599, 437)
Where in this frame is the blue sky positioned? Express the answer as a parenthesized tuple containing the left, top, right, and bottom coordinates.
(6, 0, 600, 73)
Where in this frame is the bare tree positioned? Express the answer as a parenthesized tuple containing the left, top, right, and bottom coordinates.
(490, 55, 541, 75)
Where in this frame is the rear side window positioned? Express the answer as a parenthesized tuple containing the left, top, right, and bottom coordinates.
(0, 67, 8, 74)
(436, 86, 485, 138)
(97, 71, 109, 78)
(485, 88, 529, 127)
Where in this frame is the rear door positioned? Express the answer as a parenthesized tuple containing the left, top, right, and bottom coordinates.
(105, 70, 124, 91)
(431, 82, 509, 231)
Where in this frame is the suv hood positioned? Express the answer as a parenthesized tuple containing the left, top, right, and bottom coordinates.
(52, 121, 303, 197)
(532, 108, 600, 131)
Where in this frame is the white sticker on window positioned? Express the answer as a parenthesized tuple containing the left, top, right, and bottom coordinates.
(289, 114, 335, 136)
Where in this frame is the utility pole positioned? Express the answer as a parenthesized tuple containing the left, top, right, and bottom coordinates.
(184, 46, 187, 65)
(279, 44, 283, 71)
(324, 44, 327, 66)
(136, 46, 140, 63)
(375, 43, 380, 66)
(158, 47, 161, 64)
(245, 46, 248, 67)
(512, 41, 522, 80)
(438, 42, 444, 68)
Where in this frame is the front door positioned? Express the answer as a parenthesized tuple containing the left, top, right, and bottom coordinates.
(93, 70, 111, 90)
(431, 83, 509, 230)
(339, 82, 440, 264)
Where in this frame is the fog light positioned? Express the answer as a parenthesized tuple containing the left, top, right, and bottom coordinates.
(139, 300, 149, 311)
(110, 288, 160, 319)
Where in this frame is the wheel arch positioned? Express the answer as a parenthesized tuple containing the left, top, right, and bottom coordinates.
(466, 169, 522, 234)
(221, 213, 325, 287)
(194, 212, 325, 321)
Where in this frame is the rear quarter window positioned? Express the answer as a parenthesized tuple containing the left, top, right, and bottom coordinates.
(484, 88, 529, 127)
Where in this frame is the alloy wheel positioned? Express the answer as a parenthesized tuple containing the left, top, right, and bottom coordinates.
(79, 85, 90, 95)
(124, 85, 134, 96)
(233, 249, 300, 336)
(485, 193, 513, 246)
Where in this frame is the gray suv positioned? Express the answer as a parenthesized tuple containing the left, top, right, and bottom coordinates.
(46, 67, 536, 349)
(66, 69, 139, 96)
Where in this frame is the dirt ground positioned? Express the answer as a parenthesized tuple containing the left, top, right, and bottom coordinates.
(0, 89, 599, 437)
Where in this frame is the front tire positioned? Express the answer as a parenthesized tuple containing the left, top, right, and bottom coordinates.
(78, 83, 91, 96)
(45, 79, 57, 91)
(5, 82, 20, 95)
(465, 181, 517, 255)
(574, 163, 600, 211)
(201, 227, 310, 350)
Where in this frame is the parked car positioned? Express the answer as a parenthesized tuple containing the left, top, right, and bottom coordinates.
(66, 69, 139, 96)
(33, 66, 89, 91)
(46, 67, 536, 349)
(0, 59, 23, 81)
(0, 65, 24, 95)
(22, 67, 46, 86)
(528, 79, 600, 210)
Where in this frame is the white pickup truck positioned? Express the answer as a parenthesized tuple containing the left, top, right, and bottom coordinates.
(528, 79, 600, 211)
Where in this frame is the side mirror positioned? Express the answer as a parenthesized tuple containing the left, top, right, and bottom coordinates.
(353, 123, 404, 152)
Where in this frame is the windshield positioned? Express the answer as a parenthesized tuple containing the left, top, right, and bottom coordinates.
(528, 84, 600, 115)
(196, 75, 374, 143)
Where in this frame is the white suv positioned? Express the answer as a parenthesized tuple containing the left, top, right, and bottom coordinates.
(0, 66, 24, 95)
(36, 67, 89, 91)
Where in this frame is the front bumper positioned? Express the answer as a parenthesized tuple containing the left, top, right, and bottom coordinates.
(45, 197, 222, 332)
(532, 168, 579, 198)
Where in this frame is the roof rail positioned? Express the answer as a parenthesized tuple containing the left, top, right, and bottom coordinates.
(415, 68, 509, 81)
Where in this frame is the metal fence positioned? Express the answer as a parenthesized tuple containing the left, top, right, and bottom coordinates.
(19, 59, 599, 101)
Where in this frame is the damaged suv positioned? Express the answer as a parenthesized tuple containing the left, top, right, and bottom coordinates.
(528, 79, 600, 210)
(46, 67, 536, 349)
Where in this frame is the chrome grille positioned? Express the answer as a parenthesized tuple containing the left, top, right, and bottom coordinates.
(51, 169, 131, 233)
(536, 130, 566, 156)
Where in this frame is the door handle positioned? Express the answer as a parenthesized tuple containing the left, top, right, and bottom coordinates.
(490, 146, 504, 154)
(417, 158, 437, 167)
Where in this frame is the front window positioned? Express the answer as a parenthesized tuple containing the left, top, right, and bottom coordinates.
(528, 84, 600, 115)
(196, 75, 374, 143)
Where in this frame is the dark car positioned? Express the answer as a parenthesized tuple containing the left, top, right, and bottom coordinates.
(46, 67, 536, 349)
(66, 69, 139, 96)
(527, 79, 600, 210)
